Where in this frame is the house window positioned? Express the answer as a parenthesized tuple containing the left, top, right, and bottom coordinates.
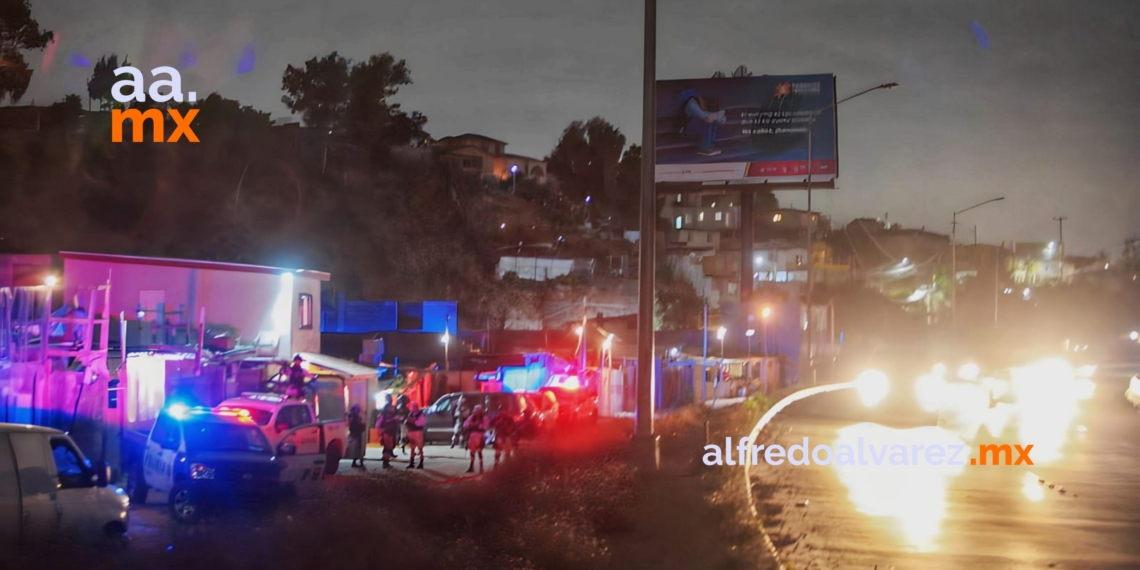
(714, 212, 723, 221)
(299, 293, 313, 330)
(676, 194, 682, 203)
(773, 213, 783, 222)
(727, 282, 738, 294)
(461, 158, 480, 169)
(675, 216, 683, 229)
(699, 212, 705, 222)
(795, 255, 803, 267)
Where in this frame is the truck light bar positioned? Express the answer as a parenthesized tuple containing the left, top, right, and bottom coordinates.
(239, 392, 287, 402)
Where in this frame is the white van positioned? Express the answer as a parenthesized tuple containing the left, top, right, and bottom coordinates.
(0, 424, 130, 544)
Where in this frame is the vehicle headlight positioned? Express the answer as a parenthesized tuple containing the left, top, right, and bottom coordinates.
(915, 373, 944, 413)
(189, 463, 215, 480)
(958, 363, 980, 381)
(854, 369, 889, 408)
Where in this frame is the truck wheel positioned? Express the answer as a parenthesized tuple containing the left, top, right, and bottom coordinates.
(127, 465, 148, 505)
(324, 441, 343, 475)
(169, 484, 206, 525)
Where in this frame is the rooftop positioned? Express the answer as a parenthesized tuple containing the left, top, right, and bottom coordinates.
(435, 133, 508, 145)
(60, 251, 331, 281)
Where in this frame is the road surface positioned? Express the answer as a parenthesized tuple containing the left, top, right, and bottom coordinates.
(127, 441, 481, 546)
(751, 365, 1140, 569)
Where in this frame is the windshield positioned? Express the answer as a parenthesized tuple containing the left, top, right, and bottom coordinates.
(183, 422, 272, 454)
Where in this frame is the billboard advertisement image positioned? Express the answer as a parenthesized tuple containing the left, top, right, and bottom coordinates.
(655, 74, 837, 184)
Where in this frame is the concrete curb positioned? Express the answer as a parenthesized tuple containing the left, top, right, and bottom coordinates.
(742, 382, 856, 570)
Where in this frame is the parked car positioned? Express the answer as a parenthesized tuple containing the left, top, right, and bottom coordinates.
(538, 387, 599, 427)
(422, 392, 528, 443)
(123, 404, 327, 524)
(0, 424, 129, 544)
(519, 392, 556, 439)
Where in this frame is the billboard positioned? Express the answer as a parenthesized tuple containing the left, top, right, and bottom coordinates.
(655, 74, 837, 184)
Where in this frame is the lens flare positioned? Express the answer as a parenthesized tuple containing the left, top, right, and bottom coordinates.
(855, 370, 890, 408)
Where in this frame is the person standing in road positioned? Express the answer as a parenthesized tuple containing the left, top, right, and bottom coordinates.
(404, 401, 426, 469)
(396, 394, 411, 456)
(347, 404, 366, 468)
(464, 405, 488, 473)
(376, 394, 400, 469)
(490, 407, 518, 469)
(452, 395, 474, 449)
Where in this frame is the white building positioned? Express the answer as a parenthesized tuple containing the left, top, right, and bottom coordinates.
(61, 252, 330, 359)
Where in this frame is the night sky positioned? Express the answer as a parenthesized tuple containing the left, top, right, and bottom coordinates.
(20, 0, 1140, 257)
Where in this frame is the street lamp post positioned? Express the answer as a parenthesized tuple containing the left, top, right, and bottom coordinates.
(716, 326, 727, 389)
(804, 82, 898, 383)
(441, 331, 450, 375)
(950, 197, 1006, 328)
(510, 164, 520, 194)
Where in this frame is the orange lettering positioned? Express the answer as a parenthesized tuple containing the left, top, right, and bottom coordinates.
(111, 108, 165, 142)
(166, 109, 199, 143)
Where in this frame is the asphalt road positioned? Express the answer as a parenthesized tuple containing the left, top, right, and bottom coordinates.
(126, 441, 483, 547)
(751, 364, 1140, 570)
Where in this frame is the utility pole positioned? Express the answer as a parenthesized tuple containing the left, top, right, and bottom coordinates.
(635, 0, 658, 463)
(802, 82, 897, 385)
(950, 197, 1005, 329)
(1053, 217, 1067, 260)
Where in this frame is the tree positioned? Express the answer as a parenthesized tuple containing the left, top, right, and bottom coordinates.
(281, 52, 351, 129)
(545, 117, 627, 209)
(282, 51, 428, 161)
(47, 93, 82, 126)
(712, 65, 752, 79)
(0, 0, 53, 103)
(614, 144, 640, 226)
(87, 54, 129, 110)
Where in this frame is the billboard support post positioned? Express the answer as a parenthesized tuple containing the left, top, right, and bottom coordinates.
(740, 187, 754, 309)
(636, 0, 657, 448)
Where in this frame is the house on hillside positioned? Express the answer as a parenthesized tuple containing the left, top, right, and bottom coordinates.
(433, 133, 549, 185)
(62, 252, 330, 359)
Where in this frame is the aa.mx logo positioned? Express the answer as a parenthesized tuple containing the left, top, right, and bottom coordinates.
(111, 66, 199, 143)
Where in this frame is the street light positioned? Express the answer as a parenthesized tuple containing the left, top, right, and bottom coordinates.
(717, 326, 727, 358)
(950, 196, 1006, 327)
(43, 275, 58, 288)
(804, 82, 898, 382)
(510, 164, 519, 193)
(1129, 330, 1137, 342)
(745, 329, 755, 357)
(441, 331, 450, 377)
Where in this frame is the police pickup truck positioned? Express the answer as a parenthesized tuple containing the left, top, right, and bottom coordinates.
(123, 404, 328, 524)
(214, 392, 349, 475)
